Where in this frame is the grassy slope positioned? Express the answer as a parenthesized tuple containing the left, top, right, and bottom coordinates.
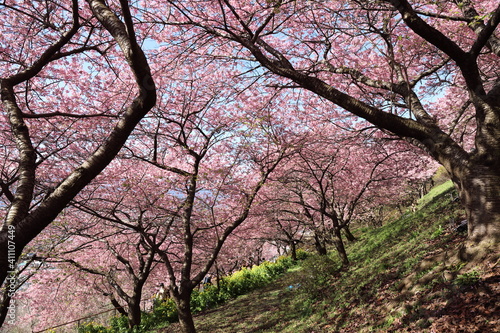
(159, 181, 500, 333)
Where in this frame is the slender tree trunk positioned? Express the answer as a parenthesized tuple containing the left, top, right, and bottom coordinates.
(343, 225, 357, 242)
(289, 240, 297, 260)
(215, 263, 220, 289)
(314, 235, 327, 256)
(332, 229, 349, 266)
(109, 297, 127, 317)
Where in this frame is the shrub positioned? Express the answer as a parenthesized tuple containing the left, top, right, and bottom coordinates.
(197, 255, 299, 311)
(298, 255, 339, 299)
(108, 316, 129, 333)
(295, 249, 310, 260)
(191, 285, 227, 312)
(78, 322, 112, 333)
(262, 260, 287, 278)
(151, 298, 178, 324)
(220, 266, 268, 296)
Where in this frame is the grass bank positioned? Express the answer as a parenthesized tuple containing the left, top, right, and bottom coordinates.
(158, 181, 499, 333)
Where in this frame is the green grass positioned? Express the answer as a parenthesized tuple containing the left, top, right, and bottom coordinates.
(154, 180, 497, 333)
(416, 180, 455, 208)
(79, 255, 300, 333)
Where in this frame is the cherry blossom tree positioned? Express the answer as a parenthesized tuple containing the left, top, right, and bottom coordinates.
(22, 57, 293, 333)
(261, 125, 430, 265)
(9, 159, 185, 332)
(130, 87, 291, 333)
(0, 0, 157, 326)
(154, 0, 500, 252)
(53, 178, 168, 329)
(258, 201, 307, 261)
(5, 1, 496, 331)
(0, 2, 296, 330)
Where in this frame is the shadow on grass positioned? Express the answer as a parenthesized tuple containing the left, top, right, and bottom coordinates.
(390, 273, 500, 333)
(160, 270, 313, 333)
(195, 274, 302, 332)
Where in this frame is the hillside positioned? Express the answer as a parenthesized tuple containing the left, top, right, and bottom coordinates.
(158, 181, 500, 333)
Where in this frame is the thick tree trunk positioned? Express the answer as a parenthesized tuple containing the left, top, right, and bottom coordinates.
(128, 300, 142, 329)
(175, 293, 197, 333)
(455, 165, 500, 250)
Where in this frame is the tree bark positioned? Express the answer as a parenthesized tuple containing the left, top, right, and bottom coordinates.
(314, 235, 327, 256)
(175, 291, 197, 333)
(332, 229, 349, 266)
(343, 225, 357, 243)
(0, 1, 156, 323)
(289, 240, 297, 261)
(128, 299, 142, 329)
(454, 165, 500, 249)
(110, 297, 127, 317)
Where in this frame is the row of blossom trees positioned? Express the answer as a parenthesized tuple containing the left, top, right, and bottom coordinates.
(2, 62, 431, 332)
(159, 0, 500, 251)
(10, 99, 430, 332)
(2, 1, 498, 333)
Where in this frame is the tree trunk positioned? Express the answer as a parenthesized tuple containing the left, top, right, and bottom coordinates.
(109, 297, 127, 317)
(289, 240, 297, 260)
(332, 229, 349, 266)
(128, 300, 142, 329)
(215, 263, 220, 289)
(314, 235, 327, 255)
(454, 165, 500, 251)
(0, 284, 13, 328)
(175, 292, 197, 333)
(343, 225, 357, 242)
